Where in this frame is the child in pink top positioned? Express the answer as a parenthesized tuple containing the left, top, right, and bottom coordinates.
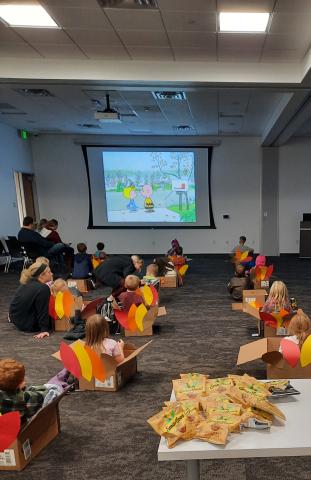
(85, 314, 124, 363)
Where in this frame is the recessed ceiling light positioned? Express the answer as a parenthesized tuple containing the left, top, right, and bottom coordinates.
(0, 4, 58, 28)
(219, 12, 269, 33)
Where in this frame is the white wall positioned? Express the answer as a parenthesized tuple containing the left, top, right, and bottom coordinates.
(279, 137, 311, 253)
(0, 123, 34, 237)
(31, 134, 261, 254)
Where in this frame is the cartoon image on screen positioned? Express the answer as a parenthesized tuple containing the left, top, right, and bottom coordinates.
(103, 151, 196, 223)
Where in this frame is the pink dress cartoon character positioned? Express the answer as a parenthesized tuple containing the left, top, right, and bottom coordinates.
(141, 184, 154, 212)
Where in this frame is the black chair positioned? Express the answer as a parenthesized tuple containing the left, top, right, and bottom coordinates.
(0, 239, 10, 272)
(5, 238, 29, 272)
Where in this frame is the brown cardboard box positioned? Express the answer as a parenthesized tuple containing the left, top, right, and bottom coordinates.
(237, 337, 311, 379)
(67, 279, 89, 294)
(53, 296, 84, 332)
(242, 289, 267, 310)
(52, 340, 152, 392)
(124, 306, 167, 337)
(0, 393, 65, 471)
(160, 275, 177, 288)
(253, 279, 270, 291)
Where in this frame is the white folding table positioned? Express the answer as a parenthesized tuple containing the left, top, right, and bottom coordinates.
(158, 379, 311, 480)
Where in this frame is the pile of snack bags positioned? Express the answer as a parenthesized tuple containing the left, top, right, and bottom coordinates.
(148, 373, 289, 448)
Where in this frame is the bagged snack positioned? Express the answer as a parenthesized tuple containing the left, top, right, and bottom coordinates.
(207, 413, 242, 433)
(207, 402, 242, 417)
(173, 378, 205, 401)
(200, 394, 231, 412)
(250, 398, 286, 421)
(180, 373, 208, 382)
(241, 407, 273, 429)
(195, 422, 229, 445)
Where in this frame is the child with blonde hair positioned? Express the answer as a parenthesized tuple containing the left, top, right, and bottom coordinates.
(118, 275, 145, 312)
(261, 280, 293, 314)
(279, 309, 310, 353)
(51, 278, 80, 298)
(85, 315, 124, 363)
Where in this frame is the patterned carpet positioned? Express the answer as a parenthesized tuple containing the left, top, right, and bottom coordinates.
(1, 255, 311, 480)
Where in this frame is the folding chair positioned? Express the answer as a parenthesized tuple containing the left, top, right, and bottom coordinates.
(4, 238, 28, 272)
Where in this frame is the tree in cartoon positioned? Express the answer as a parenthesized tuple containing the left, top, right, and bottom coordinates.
(150, 152, 194, 211)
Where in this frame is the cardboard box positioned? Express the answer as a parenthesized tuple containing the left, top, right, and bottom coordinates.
(53, 340, 152, 392)
(124, 306, 167, 337)
(67, 279, 90, 294)
(242, 289, 267, 310)
(0, 393, 65, 471)
(53, 296, 84, 332)
(237, 337, 311, 379)
(253, 279, 270, 291)
(159, 275, 177, 288)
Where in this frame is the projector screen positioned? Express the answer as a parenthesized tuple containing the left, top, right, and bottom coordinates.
(83, 145, 215, 229)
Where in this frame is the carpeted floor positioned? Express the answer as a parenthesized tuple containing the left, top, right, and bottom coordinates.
(1, 255, 311, 480)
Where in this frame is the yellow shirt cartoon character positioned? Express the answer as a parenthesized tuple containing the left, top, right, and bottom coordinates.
(141, 184, 154, 211)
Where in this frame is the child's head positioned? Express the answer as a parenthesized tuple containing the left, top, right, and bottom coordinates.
(146, 263, 159, 277)
(96, 242, 105, 251)
(256, 255, 266, 267)
(85, 315, 109, 353)
(235, 264, 245, 277)
(77, 243, 87, 254)
(125, 275, 140, 291)
(239, 236, 246, 246)
(0, 359, 25, 392)
(175, 246, 183, 256)
(46, 219, 58, 230)
(288, 309, 311, 346)
(51, 278, 68, 295)
(268, 281, 289, 309)
(35, 256, 50, 266)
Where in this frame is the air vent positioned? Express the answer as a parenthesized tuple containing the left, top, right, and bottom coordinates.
(78, 123, 101, 129)
(121, 113, 137, 118)
(220, 130, 240, 135)
(129, 128, 152, 134)
(0, 103, 15, 109)
(14, 88, 54, 97)
(173, 125, 193, 131)
(98, 0, 158, 9)
(152, 91, 186, 101)
(219, 113, 244, 118)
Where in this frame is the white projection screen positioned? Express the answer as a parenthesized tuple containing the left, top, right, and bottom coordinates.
(82, 145, 215, 229)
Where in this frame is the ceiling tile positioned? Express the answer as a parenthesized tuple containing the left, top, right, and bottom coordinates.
(219, 91, 250, 114)
(105, 8, 163, 30)
(0, 43, 41, 58)
(117, 30, 168, 47)
(33, 44, 87, 59)
(168, 31, 216, 48)
(41, 0, 100, 8)
(0, 25, 25, 42)
(79, 45, 130, 60)
(218, 33, 265, 51)
(127, 46, 173, 61)
(43, 6, 113, 29)
(261, 49, 304, 63)
(217, 0, 275, 13)
(65, 28, 122, 46)
(16, 27, 73, 45)
(218, 52, 261, 62)
(269, 13, 311, 35)
(275, 0, 311, 13)
(219, 116, 244, 132)
(158, 0, 216, 11)
(162, 11, 216, 32)
(174, 48, 217, 61)
(265, 33, 311, 52)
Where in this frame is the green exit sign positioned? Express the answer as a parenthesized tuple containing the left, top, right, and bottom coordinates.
(19, 129, 29, 140)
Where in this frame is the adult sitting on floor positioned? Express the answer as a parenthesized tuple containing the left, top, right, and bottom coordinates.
(94, 254, 143, 299)
(18, 216, 67, 259)
(9, 261, 53, 339)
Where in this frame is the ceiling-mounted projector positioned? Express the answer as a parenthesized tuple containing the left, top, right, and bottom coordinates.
(94, 93, 122, 123)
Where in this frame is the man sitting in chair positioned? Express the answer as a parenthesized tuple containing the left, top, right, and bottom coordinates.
(18, 216, 66, 259)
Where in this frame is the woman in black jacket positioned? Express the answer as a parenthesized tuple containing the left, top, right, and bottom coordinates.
(9, 262, 53, 339)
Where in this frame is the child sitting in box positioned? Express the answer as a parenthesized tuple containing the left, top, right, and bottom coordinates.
(279, 309, 311, 353)
(0, 359, 66, 421)
(142, 263, 160, 289)
(227, 264, 251, 301)
(118, 275, 146, 312)
(51, 277, 81, 298)
(72, 243, 93, 279)
(169, 246, 187, 271)
(154, 257, 176, 277)
(261, 281, 294, 314)
(85, 314, 124, 364)
(167, 238, 183, 256)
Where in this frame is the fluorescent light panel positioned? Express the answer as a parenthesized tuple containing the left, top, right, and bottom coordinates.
(219, 12, 269, 33)
(0, 4, 58, 28)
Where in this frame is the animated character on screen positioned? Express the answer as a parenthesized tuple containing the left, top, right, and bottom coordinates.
(141, 184, 154, 212)
(123, 185, 137, 212)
